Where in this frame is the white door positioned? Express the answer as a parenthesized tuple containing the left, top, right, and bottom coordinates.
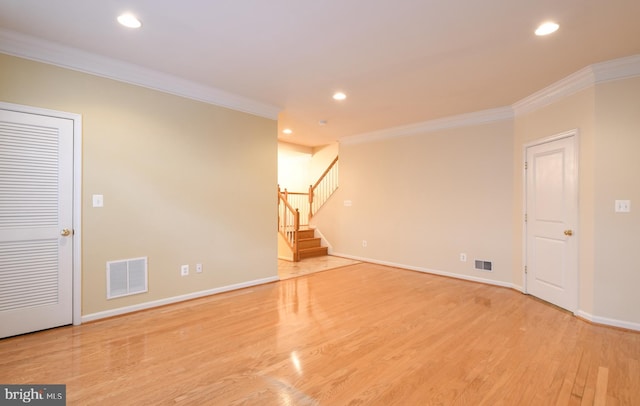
(0, 109, 74, 338)
(525, 133, 578, 312)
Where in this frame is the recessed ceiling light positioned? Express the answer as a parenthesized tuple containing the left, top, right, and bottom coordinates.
(332, 92, 347, 101)
(118, 13, 142, 29)
(282, 128, 293, 135)
(535, 22, 559, 36)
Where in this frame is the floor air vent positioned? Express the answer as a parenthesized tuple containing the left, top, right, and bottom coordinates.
(107, 257, 148, 299)
(475, 260, 493, 271)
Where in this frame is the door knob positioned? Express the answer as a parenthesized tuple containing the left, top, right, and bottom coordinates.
(564, 229, 573, 236)
(60, 229, 72, 237)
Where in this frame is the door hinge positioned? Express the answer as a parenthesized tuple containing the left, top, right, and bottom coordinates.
(524, 213, 527, 223)
(524, 265, 528, 274)
(524, 161, 528, 170)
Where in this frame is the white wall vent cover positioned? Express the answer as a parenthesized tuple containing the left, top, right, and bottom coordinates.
(107, 257, 148, 299)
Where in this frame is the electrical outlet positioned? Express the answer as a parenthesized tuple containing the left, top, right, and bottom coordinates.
(181, 264, 189, 276)
(362, 240, 367, 248)
(196, 263, 203, 273)
(460, 253, 467, 262)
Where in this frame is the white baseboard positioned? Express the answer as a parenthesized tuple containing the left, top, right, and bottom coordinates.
(575, 310, 640, 332)
(82, 276, 279, 323)
(331, 252, 514, 289)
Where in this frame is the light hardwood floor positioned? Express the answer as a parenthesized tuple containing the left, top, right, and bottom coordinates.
(1, 263, 639, 405)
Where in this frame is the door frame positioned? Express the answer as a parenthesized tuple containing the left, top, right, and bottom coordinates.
(0, 101, 83, 326)
(522, 129, 579, 311)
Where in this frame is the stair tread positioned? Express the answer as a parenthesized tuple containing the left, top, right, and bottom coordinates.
(298, 246, 328, 260)
(298, 246, 327, 252)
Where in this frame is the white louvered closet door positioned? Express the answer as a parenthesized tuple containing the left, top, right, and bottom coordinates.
(0, 109, 74, 338)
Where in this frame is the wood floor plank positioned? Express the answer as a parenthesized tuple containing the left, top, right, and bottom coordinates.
(593, 366, 609, 406)
(1, 263, 639, 405)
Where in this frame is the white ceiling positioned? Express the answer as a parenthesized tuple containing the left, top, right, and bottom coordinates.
(1, 0, 639, 147)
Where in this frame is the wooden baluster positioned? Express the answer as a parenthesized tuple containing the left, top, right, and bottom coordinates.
(293, 208, 300, 261)
(308, 184, 314, 221)
(283, 199, 288, 234)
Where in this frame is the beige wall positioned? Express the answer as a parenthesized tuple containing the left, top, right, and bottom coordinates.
(310, 142, 339, 183)
(593, 77, 640, 323)
(278, 141, 312, 191)
(0, 54, 278, 316)
(314, 74, 639, 327)
(513, 88, 596, 314)
(3, 51, 638, 327)
(277, 141, 339, 193)
(514, 77, 640, 325)
(314, 120, 515, 285)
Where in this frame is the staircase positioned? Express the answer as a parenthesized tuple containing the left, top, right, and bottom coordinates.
(297, 229, 328, 260)
(278, 156, 338, 262)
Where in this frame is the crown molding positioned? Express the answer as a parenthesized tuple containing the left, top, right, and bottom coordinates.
(512, 66, 596, 116)
(345, 53, 640, 145)
(592, 53, 640, 83)
(0, 29, 281, 120)
(513, 54, 640, 116)
(3, 27, 638, 137)
(341, 107, 514, 145)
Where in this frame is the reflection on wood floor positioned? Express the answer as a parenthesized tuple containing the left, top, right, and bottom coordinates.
(1, 263, 639, 405)
(278, 255, 361, 279)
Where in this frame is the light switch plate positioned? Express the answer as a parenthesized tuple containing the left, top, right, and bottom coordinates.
(615, 200, 631, 213)
(92, 194, 104, 207)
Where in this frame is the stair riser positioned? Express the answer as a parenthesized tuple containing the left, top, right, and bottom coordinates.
(298, 247, 328, 259)
(298, 238, 321, 249)
(297, 230, 315, 239)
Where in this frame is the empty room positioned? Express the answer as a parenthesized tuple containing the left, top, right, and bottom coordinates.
(1, 1, 639, 405)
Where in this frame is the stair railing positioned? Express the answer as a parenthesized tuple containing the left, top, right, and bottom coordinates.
(282, 191, 310, 227)
(279, 155, 338, 229)
(278, 186, 300, 261)
(309, 155, 339, 220)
